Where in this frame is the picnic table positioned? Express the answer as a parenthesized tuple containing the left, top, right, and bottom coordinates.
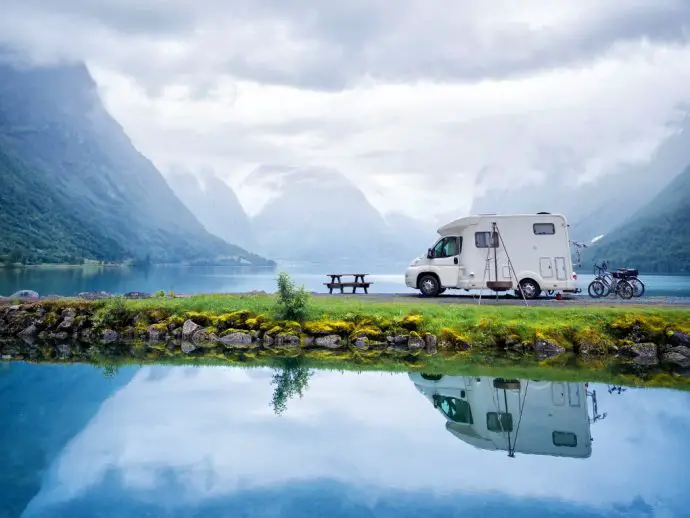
(324, 273, 373, 294)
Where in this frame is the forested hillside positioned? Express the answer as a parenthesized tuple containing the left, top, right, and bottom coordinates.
(581, 165, 690, 273)
(0, 61, 272, 266)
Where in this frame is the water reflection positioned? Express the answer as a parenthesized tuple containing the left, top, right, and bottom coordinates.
(2, 364, 688, 517)
(409, 374, 593, 458)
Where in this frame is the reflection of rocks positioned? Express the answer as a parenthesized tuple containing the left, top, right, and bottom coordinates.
(315, 335, 341, 349)
(534, 338, 566, 358)
(181, 342, 197, 354)
(218, 332, 256, 348)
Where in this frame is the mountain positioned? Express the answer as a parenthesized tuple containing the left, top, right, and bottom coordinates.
(471, 117, 690, 243)
(580, 164, 690, 273)
(0, 58, 272, 266)
(239, 165, 416, 266)
(165, 168, 256, 251)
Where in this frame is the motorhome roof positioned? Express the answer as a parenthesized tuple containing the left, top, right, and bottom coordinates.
(437, 212, 565, 236)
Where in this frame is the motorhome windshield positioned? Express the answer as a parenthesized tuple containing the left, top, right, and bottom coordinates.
(433, 395, 473, 424)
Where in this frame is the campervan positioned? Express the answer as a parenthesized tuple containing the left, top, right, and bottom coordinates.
(404, 213, 579, 298)
(409, 373, 593, 459)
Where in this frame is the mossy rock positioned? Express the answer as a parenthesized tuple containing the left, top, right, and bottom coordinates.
(438, 328, 471, 349)
(401, 314, 424, 331)
(350, 325, 384, 341)
(183, 311, 214, 327)
(304, 320, 354, 336)
(245, 315, 265, 330)
(214, 310, 254, 331)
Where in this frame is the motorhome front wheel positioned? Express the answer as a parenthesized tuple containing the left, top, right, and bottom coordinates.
(419, 274, 440, 297)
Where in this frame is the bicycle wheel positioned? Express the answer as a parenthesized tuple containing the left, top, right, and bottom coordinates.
(588, 280, 606, 298)
(616, 280, 634, 300)
(631, 278, 645, 297)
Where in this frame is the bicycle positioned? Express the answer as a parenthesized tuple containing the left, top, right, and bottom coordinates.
(588, 261, 635, 300)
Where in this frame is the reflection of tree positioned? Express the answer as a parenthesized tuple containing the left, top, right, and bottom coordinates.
(270, 357, 313, 415)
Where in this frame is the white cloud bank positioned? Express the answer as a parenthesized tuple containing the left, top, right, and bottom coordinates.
(1, 1, 689, 221)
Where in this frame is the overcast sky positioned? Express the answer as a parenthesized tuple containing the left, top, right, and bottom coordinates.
(1, 1, 690, 220)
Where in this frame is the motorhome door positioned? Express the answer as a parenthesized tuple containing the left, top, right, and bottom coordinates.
(429, 236, 462, 287)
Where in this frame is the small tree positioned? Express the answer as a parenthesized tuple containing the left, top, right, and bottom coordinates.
(273, 272, 311, 321)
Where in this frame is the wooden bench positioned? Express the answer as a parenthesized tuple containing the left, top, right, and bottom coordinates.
(324, 273, 373, 294)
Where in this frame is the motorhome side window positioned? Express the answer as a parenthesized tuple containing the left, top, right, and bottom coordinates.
(552, 431, 577, 447)
(533, 223, 556, 235)
(432, 237, 461, 258)
(474, 231, 498, 248)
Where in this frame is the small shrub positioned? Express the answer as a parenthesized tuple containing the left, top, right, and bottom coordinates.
(273, 272, 311, 322)
(155, 290, 165, 298)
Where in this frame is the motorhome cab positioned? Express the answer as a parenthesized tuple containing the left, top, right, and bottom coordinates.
(408, 373, 593, 459)
(404, 213, 579, 298)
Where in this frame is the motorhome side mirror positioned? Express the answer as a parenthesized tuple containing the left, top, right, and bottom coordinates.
(427, 248, 433, 259)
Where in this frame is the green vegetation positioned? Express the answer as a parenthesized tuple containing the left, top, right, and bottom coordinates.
(582, 164, 690, 273)
(113, 291, 690, 348)
(0, 62, 273, 267)
(274, 271, 312, 321)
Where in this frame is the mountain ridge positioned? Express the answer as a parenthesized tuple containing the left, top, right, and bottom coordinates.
(0, 60, 273, 266)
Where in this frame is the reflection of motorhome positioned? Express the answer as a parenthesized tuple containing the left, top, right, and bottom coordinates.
(409, 373, 592, 459)
(404, 213, 579, 298)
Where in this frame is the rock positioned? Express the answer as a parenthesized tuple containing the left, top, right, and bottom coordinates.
(10, 290, 39, 300)
(620, 342, 658, 359)
(182, 320, 201, 339)
(408, 335, 425, 349)
(579, 343, 606, 356)
(147, 325, 165, 342)
(424, 334, 437, 349)
(386, 335, 407, 345)
(662, 346, 690, 368)
(56, 343, 72, 358)
(620, 343, 659, 365)
(1, 355, 11, 361)
(669, 331, 690, 347)
(354, 337, 369, 349)
(61, 308, 77, 320)
(18, 324, 38, 339)
(181, 341, 197, 354)
(80, 328, 93, 341)
(315, 335, 342, 349)
(263, 334, 274, 346)
(57, 315, 75, 331)
(101, 329, 119, 344)
(668, 345, 690, 358)
(52, 331, 69, 341)
(219, 332, 255, 348)
(534, 338, 566, 358)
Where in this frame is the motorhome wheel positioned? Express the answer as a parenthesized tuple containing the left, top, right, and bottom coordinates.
(518, 279, 541, 299)
(419, 274, 440, 297)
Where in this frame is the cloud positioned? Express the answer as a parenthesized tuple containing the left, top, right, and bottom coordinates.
(1, 1, 690, 220)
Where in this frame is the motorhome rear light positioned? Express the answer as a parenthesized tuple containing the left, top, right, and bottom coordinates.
(572, 272, 578, 280)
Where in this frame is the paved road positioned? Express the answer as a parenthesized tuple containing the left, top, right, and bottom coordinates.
(310, 292, 690, 308)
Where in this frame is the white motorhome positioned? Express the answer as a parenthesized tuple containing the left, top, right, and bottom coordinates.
(404, 213, 579, 298)
(409, 373, 593, 459)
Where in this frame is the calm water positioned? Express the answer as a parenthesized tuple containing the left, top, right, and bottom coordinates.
(1, 265, 690, 298)
(2, 362, 690, 517)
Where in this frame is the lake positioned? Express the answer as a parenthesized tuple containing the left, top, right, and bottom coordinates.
(2, 362, 689, 517)
(2, 265, 690, 298)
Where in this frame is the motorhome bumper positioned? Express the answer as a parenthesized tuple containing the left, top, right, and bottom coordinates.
(563, 288, 582, 294)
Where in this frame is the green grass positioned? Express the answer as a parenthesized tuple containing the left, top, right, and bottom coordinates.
(114, 293, 690, 347)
